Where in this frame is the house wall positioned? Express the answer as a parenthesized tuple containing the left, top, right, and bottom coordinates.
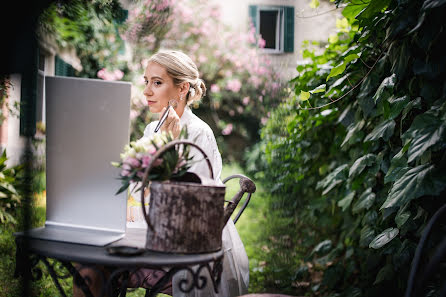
(4, 74, 26, 167)
(1, 46, 58, 167)
(212, 0, 341, 79)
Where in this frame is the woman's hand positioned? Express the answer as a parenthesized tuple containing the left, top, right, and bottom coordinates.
(160, 106, 181, 139)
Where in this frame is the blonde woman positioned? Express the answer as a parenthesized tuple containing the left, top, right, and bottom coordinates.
(127, 49, 249, 297)
(74, 50, 248, 297)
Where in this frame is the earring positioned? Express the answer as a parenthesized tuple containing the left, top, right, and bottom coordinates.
(179, 94, 184, 101)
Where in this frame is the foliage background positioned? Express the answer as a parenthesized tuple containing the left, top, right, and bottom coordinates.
(120, 0, 287, 162)
(3, 0, 446, 296)
(246, 0, 446, 295)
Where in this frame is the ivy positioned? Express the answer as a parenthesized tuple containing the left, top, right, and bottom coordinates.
(248, 0, 446, 295)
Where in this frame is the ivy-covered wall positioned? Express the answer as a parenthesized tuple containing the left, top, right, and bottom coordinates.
(250, 0, 446, 295)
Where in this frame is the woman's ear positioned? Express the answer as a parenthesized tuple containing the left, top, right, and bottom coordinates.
(179, 81, 190, 97)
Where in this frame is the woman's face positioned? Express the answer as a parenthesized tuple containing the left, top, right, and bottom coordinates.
(143, 61, 180, 114)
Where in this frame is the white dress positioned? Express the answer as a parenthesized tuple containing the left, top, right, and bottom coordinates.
(133, 106, 249, 297)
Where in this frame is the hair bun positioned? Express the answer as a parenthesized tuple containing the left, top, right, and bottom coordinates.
(188, 78, 206, 104)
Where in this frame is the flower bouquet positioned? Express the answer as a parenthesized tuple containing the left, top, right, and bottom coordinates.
(111, 128, 193, 195)
(111, 128, 227, 254)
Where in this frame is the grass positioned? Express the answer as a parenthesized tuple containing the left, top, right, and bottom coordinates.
(0, 164, 271, 296)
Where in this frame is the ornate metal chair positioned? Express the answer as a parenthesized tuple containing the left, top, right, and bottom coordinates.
(404, 203, 446, 297)
(222, 174, 257, 225)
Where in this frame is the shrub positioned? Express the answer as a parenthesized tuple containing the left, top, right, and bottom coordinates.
(250, 0, 446, 295)
(0, 150, 23, 225)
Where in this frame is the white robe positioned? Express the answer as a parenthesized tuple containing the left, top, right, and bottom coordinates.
(129, 106, 249, 297)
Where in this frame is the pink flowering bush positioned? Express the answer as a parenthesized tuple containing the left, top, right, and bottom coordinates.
(97, 68, 124, 81)
(122, 0, 287, 161)
(112, 129, 192, 194)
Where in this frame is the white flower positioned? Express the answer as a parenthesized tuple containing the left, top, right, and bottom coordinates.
(189, 87, 196, 97)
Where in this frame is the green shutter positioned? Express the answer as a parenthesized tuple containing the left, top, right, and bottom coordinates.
(20, 47, 38, 136)
(115, 8, 128, 24)
(249, 5, 258, 31)
(55, 55, 75, 77)
(284, 6, 294, 53)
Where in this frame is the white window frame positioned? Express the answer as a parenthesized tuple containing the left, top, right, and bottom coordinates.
(256, 6, 285, 54)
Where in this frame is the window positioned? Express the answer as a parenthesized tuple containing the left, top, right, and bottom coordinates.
(249, 5, 294, 53)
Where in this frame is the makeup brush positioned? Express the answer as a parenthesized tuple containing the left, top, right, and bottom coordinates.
(154, 99, 178, 133)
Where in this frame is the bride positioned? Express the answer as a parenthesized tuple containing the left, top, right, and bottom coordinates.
(128, 49, 249, 297)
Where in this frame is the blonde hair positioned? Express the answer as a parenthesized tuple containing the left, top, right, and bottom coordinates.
(148, 49, 206, 104)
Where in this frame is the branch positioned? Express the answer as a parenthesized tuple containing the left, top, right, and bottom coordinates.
(296, 6, 345, 19)
(297, 52, 384, 110)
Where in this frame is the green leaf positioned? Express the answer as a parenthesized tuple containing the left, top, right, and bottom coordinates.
(310, 0, 320, 9)
(353, 188, 376, 213)
(342, 1, 368, 22)
(326, 54, 359, 81)
(362, 210, 378, 225)
(328, 34, 339, 44)
(311, 239, 332, 256)
(317, 164, 348, 195)
(381, 164, 446, 209)
(309, 84, 326, 94)
(395, 209, 410, 228)
(341, 120, 365, 147)
(402, 97, 422, 123)
(300, 90, 311, 101)
(364, 119, 396, 142)
(373, 74, 396, 104)
(388, 95, 409, 120)
(349, 154, 376, 178)
(374, 264, 394, 284)
(385, 143, 410, 184)
(422, 0, 446, 10)
(360, 225, 375, 247)
(403, 110, 446, 163)
(369, 227, 399, 249)
(357, 0, 392, 21)
(338, 191, 355, 211)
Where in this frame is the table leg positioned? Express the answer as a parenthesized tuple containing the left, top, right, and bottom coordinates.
(175, 257, 224, 295)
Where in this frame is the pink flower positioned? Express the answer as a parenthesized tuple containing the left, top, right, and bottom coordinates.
(143, 34, 156, 44)
(141, 155, 152, 168)
(136, 171, 145, 179)
(113, 70, 124, 80)
(226, 79, 242, 93)
(229, 110, 235, 116)
(242, 96, 250, 105)
(259, 95, 263, 102)
(209, 6, 220, 18)
(237, 106, 244, 114)
(153, 158, 163, 167)
(222, 124, 233, 135)
(261, 117, 268, 125)
(121, 169, 131, 177)
(130, 109, 139, 120)
(249, 76, 262, 88)
(258, 37, 266, 48)
(225, 70, 233, 77)
(97, 68, 123, 81)
(210, 84, 220, 93)
(125, 157, 140, 168)
(97, 69, 105, 79)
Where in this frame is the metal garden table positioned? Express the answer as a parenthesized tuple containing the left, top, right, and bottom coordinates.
(14, 228, 224, 297)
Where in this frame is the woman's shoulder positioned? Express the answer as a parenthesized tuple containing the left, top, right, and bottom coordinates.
(185, 114, 216, 140)
(143, 121, 159, 138)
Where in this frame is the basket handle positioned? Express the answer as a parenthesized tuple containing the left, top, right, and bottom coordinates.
(140, 140, 214, 229)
